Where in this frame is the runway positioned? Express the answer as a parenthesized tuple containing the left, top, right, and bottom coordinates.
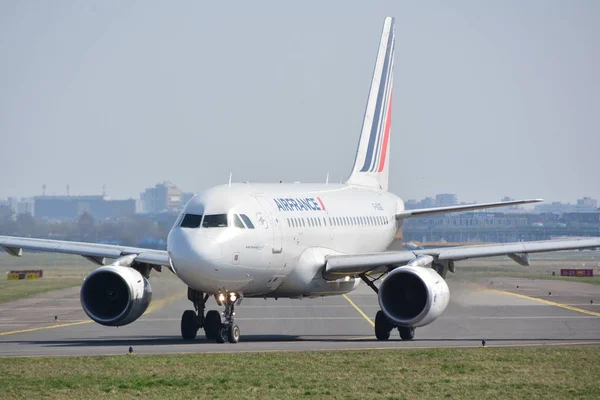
(0, 276, 599, 357)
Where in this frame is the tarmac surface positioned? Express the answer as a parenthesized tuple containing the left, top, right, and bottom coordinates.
(1, 275, 599, 357)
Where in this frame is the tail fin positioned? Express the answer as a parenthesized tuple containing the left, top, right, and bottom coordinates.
(346, 17, 395, 191)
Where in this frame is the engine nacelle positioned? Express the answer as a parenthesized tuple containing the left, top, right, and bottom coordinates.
(378, 266, 449, 327)
(80, 265, 152, 327)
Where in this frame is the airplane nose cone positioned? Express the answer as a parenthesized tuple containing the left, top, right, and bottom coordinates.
(167, 228, 222, 276)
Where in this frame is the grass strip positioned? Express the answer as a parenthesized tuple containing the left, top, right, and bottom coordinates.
(1, 348, 599, 399)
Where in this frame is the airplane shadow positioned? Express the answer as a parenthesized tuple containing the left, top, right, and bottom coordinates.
(3, 335, 599, 348)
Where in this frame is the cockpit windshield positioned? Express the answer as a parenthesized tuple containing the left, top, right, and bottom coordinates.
(179, 212, 252, 229)
(180, 214, 202, 228)
(202, 214, 228, 228)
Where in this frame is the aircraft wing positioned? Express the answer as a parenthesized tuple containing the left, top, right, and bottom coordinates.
(396, 199, 543, 219)
(323, 238, 600, 280)
(0, 236, 170, 269)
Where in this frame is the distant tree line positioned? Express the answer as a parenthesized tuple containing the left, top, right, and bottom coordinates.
(0, 207, 177, 250)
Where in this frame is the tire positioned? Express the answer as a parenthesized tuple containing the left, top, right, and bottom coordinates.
(181, 310, 197, 340)
(399, 326, 415, 341)
(216, 327, 226, 343)
(375, 310, 393, 341)
(204, 310, 221, 341)
(227, 324, 240, 343)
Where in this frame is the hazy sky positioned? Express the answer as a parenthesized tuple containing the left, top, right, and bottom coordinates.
(1, 1, 598, 203)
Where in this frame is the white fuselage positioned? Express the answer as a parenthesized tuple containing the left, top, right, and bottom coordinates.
(167, 183, 404, 298)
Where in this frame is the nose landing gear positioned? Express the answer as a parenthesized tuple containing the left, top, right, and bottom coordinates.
(180, 287, 241, 343)
(216, 292, 241, 343)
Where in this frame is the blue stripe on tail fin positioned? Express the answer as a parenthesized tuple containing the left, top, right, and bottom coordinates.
(347, 17, 395, 190)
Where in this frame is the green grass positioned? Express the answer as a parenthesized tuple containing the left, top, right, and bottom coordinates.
(454, 251, 600, 284)
(0, 252, 180, 302)
(1, 348, 599, 399)
(0, 253, 94, 302)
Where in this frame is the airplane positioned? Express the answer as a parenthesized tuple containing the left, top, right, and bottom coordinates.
(2, 16, 600, 344)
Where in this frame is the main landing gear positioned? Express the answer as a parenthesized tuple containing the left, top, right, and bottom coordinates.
(180, 287, 241, 343)
(360, 274, 416, 342)
(374, 310, 415, 341)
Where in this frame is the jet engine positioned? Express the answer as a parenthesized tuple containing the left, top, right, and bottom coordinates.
(80, 265, 152, 326)
(378, 259, 449, 328)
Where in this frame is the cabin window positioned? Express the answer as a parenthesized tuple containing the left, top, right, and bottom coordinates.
(180, 214, 202, 228)
(240, 214, 255, 229)
(234, 214, 245, 228)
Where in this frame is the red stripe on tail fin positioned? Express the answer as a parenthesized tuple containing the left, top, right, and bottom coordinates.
(377, 93, 392, 172)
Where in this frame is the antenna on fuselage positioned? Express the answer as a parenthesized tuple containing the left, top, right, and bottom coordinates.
(228, 172, 232, 187)
(325, 172, 329, 185)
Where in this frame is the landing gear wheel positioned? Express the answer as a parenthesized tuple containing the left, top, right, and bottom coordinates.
(181, 310, 198, 340)
(375, 310, 393, 341)
(216, 327, 226, 343)
(399, 326, 415, 341)
(204, 310, 222, 341)
(227, 324, 240, 343)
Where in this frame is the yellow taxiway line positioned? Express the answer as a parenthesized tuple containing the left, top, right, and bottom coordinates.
(343, 294, 375, 327)
(489, 289, 600, 318)
(0, 291, 185, 337)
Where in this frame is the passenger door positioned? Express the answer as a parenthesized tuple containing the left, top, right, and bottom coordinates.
(255, 196, 283, 254)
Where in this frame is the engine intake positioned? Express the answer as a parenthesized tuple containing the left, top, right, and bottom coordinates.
(378, 265, 449, 327)
(80, 265, 152, 327)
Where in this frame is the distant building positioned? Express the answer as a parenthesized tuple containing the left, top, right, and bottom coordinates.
(16, 198, 35, 216)
(421, 197, 435, 208)
(403, 211, 599, 243)
(534, 197, 598, 214)
(405, 197, 435, 210)
(3, 197, 35, 216)
(34, 195, 135, 220)
(140, 182, 185, 214)
(577, 197, 598, 212)
(405, 199, 418, 208)
(435, 194, 457, 207)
